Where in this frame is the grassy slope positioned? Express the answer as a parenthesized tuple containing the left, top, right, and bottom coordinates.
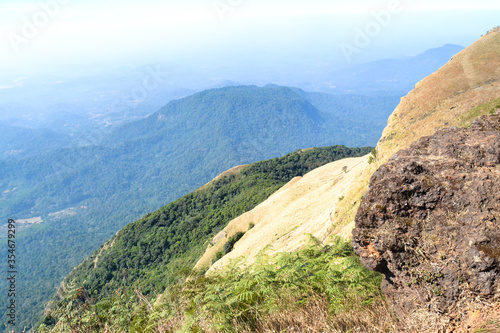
(0, 85, 380, 331)
(195, 155, 370, 273)
(199, 27, 500, 272)
(35, 29, 500, 333)
(329, 27, 500, 241)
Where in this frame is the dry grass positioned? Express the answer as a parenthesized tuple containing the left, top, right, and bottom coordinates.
(189, 29, 500, 333)
(154, 294, 398, 333)
(195, 156, 370, 273)
(250, 296, 397, 333)
(160, 28, 500, 333)
(377, 28, 500, 163)
(401, 299, 500, 333)
(457, 97, 500, 128)
(326, 28, 500, 244)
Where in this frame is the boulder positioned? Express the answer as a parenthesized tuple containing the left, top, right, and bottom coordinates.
(352, 111, 500, 317)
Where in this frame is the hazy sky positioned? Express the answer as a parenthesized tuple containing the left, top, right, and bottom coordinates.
(0, 0, 499, 78)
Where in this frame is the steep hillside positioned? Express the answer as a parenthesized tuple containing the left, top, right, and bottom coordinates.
(186, 28, 500, 331)
(332, 27, 500, 238)
(1, 84, 385, 330)
(377, 28, 500, 162)
(39, 146, 371, 331)
(195, 155, 370, 272)
(1, 85, 393, 223)
(198, 29, 500, 274)
(34, 29, 500, 333)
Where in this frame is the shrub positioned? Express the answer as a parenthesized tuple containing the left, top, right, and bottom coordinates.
(223, 232, 245, 254)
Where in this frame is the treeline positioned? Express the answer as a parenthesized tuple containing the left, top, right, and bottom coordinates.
(1, 84, 383, 330)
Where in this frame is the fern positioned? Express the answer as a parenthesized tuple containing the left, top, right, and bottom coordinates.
(41, 238, 384, 332)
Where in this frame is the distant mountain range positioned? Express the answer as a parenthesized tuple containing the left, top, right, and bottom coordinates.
(0, 85, 399, 160)
(0, 43, 463, 130)
(0, 44, 463, 162)
(2, 85, 389, 223)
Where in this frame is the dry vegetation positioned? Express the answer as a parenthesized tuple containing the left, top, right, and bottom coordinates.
(195, 156, 370, 273)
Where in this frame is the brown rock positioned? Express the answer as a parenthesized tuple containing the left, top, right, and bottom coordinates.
(352, 111, 500, 318)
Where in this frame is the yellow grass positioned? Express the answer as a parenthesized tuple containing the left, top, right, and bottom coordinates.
(194, 32, 500, 333)
(331, 27, 500, 241)
(194, 155, 370, 272)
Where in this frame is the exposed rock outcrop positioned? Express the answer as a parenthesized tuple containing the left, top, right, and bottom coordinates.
(352, 111, 500, 320)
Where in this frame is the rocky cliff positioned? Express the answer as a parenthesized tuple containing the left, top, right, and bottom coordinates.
(353, 111, 500, 330)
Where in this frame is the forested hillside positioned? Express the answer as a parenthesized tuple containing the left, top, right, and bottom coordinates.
(39, 145, 372, 331)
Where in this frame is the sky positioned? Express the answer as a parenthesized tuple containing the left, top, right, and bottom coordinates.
(0, 0, 499, 79)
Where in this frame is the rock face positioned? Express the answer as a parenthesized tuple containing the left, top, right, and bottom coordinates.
(352, 111, 500, 316)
